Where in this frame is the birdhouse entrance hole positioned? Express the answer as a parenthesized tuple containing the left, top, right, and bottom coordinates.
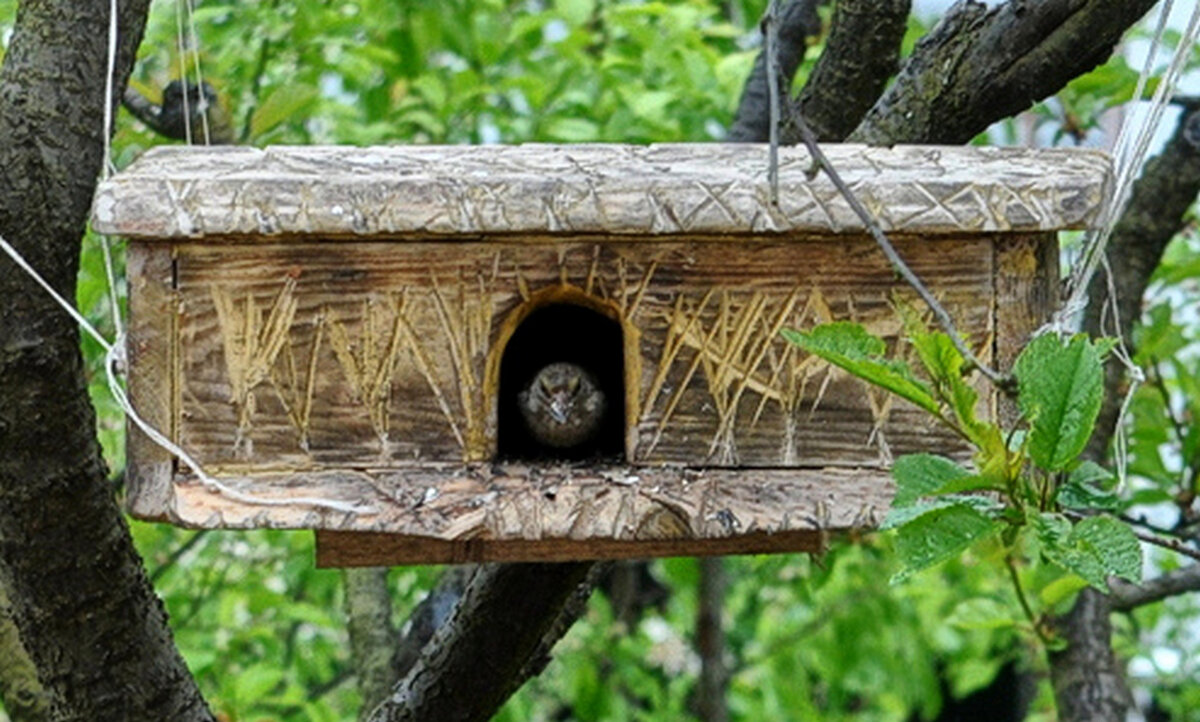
(496, 296, 626, 462)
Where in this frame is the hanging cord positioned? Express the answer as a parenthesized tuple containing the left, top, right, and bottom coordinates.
(183, 0, 212, 144)
(1057, 0, 1200, 330)
(1046, 0, 1200, 488)
(173, 0, 194, 145)
(0, 0, 373, 516)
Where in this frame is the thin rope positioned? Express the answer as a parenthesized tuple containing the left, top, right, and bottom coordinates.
(1057, 0, 1200, 329)
(184, 0, 212, 144)
(173, 0, 193, 145)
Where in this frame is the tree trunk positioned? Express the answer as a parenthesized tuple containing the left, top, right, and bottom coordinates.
(695, 558, 729, 722)
(345, 568, 400, 720)
(0, 0, 212, 718)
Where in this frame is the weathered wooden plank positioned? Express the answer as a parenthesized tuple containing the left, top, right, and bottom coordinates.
(993, 233, 1059, 427)
(143, 466, 893, 546)
(314, 530, 826, 566)
(125, 242, 178, 518)
(92, 144, 1112, 240)
(163, 237, 990, 473)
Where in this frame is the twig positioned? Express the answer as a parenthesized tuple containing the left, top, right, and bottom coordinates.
(790, 111, 1009, 387)
(1147, 360, 1187, 446)
(148, 529, 210, 585)
(1006, 554, 1051, 644)
(1129, 528, 1200, 563)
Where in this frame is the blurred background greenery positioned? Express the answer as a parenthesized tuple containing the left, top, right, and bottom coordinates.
(3, 0, 1199, 719)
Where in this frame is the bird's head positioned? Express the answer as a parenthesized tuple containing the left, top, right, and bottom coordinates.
(538, 366, 583, 425)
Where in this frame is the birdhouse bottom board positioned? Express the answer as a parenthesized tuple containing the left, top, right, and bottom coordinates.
(124, 231, 1056, 565)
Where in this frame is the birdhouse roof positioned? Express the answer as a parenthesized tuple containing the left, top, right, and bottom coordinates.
(92, 143, 1112, 240)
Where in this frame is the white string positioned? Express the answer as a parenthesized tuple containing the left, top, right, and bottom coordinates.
(173, 0, 193, 145)
(1, 233, 374, 515)
(1056, 0, 1200, 330)
(183, 0, 212, 144)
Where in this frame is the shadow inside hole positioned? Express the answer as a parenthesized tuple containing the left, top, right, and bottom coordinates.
(497, 303, 625, 462)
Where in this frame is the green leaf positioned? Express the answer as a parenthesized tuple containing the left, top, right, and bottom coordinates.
(945, 598, 1020, 630)
(1014, 334, 1104, 471)
(891, 454, 971, 507)
(782, 323, 939, 415)
(891, 504, 1003, 582)
(544, 117, 601, 141)
(881, 494, 1003, 530)
(1039, 574, 1090, 608)
(1071, 516, 1142, 583)
(1039, 514, 1142, 589)
(250, 84, 319, 138)
(1057, 461, 1119, 510)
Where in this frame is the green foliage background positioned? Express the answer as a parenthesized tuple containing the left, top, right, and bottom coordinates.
(1, 0, 1198, 719)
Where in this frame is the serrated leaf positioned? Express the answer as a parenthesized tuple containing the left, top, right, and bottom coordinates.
(1014, 334, 1104, 471)
(1071, 516, 1142, 583)
(782, 323, 939, 414)
(1057, 461, 1119, 510)
(891, 504, 1002, 582)
(883, 494, 1004, 530)
(1042, 515, 1142, 589)
(891, 454, 970, 507)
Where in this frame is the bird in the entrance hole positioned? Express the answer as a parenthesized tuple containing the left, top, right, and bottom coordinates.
(518, 362, 607, 450)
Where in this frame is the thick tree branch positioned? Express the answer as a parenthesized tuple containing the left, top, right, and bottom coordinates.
(371, 562, 596, 722)
(728, 0, 824, 142)
(0, 0, 212, 718)
(1110, 565, 1200, 611)
(851, 0, 1158, 145)
(788, 0, 910, 143)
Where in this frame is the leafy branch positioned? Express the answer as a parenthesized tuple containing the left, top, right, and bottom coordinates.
(784, 319, 1146, 646)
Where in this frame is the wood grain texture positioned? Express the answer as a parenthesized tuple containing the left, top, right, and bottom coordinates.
(144, 464, 892, 544)
(155, 237, 992, 471)
(92, 144, 1112, 239)
(125, 242, 178, 518)
(994, 234, 1059, 426)
(314, 530, 826, 566)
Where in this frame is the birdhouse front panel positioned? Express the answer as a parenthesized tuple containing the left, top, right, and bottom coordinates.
(96, 144, 1109, 564)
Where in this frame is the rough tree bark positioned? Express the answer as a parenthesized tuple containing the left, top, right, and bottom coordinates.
(345, 568, 400, 720)
(695, 558, 729, 722)
(851, 0, 1158, 145)
(788, 0, 909, 143)
(0, 0, 213, 719)
(368, 562, 595, 722)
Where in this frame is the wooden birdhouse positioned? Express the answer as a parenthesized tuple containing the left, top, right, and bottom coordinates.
(92, 144, 1111, 565)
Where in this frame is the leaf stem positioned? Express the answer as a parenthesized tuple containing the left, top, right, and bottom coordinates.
(1006, 554, 1050, 645)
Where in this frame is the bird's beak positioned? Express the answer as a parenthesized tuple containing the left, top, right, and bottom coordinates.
(549, 394, 570, 424)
